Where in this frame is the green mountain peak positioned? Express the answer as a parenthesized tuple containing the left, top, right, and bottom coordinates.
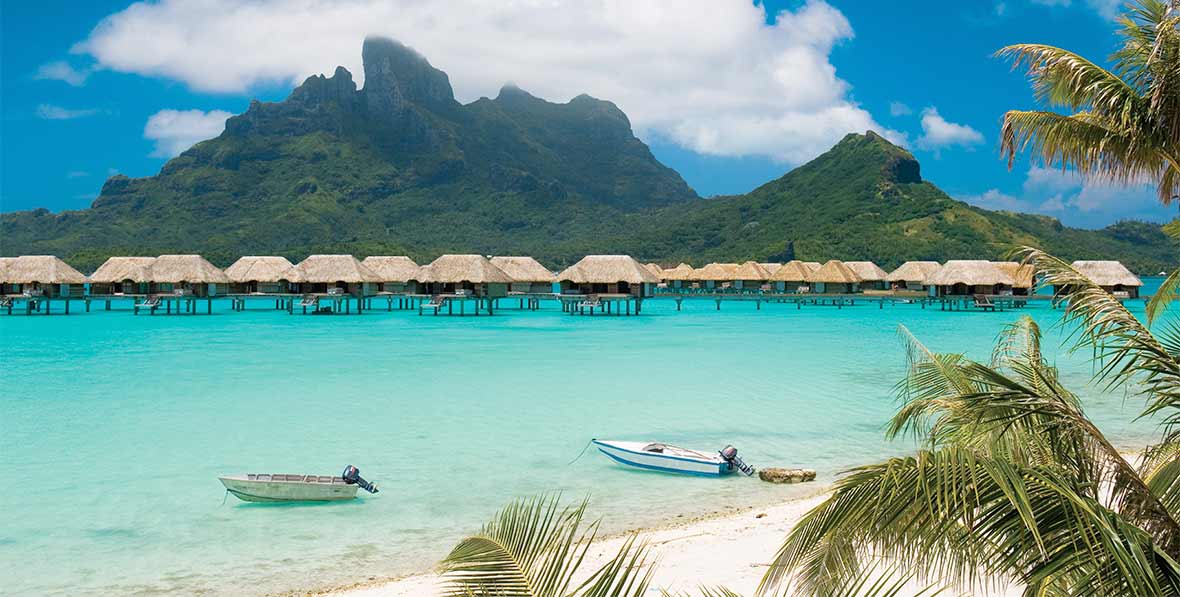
(1, 38, 1173, 272)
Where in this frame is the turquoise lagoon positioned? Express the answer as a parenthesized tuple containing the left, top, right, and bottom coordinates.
(0, 282, 1165, 595)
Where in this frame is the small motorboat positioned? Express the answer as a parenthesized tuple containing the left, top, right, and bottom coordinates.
(592, 440, 754, 477)
(219, 465, 379, 503)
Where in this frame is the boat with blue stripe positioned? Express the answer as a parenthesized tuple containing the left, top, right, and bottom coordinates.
(591, 439, 754, 477)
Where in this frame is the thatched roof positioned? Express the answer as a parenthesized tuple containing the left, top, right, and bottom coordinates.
(802, 261, 822, 272)
(661, 263, 695, 281)
(0, 255, 88, 284)
(760, 263, 783, 275)
(0, 258, 11, 281)
(886, 261, 941, 283)
(90, 257, 157, 283)
(691, 263, 738, 281)
(807, 260, 861, 284)
(732, 261, 772, 280)
(150, 255, 231, 284)
(769, 260, 813, 282)
(362, 256, 421, 282)
(556, 255, 659, 284)
(1072, 260, 1142, 287)
(420, 254, 513, 284)
(225, 256, 302, 283)
(844, 261, 888, 282)
(295, 254, 382, 283)
(489, 256, 555, 283)
(993, 262, 1036, 288)
(643, 262, 665, 277)
(926, 260, 1014, 286)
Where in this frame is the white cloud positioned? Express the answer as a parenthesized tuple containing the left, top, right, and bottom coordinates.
(34, 60, 92, 86)
(143, 109, 233, 157)
(916, 107, 984, 151)
(960, 166, 1170, 228)
(74, 0, 901, 164)
(889, 101, 912, 117)
(36, 104, 100, 120)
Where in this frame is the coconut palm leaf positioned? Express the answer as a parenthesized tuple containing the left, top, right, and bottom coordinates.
(440, 494, 653, 597)
(1021, 248, 1180, 426)
(759, 448, 1180, 596)
(997, 0, 1180, 202)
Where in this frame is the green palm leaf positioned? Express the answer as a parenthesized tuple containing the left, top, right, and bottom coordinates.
(997, 0, 1180, 203)
(440, 494, 653, 597)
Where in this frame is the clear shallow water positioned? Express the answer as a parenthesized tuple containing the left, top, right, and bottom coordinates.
(0, 280, 1166, 595)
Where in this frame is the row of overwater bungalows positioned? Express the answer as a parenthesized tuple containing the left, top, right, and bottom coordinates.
(645, 259, 1142, 298)
(0, 254, 1143, 301)
(0, 254, 661, 300)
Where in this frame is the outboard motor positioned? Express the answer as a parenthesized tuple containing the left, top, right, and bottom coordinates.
(719, 445, 755, 476)
(341, 465, 379, 494)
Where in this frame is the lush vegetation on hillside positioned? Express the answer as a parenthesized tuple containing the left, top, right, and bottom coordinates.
(1, 38, 1173, 273)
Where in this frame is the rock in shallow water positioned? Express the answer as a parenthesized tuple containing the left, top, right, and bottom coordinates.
(758, 467, 817, 484)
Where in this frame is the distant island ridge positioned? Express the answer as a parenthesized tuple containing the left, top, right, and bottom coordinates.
(1, 37, 1173, 273)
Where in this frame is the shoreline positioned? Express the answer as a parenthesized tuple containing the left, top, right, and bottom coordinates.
(312, 484, 835, 597)
(310, 447, 1150, 597)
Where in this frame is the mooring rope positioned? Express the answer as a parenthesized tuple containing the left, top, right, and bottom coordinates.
(566, 438, 595, 466)
(221, 489, 229, 505)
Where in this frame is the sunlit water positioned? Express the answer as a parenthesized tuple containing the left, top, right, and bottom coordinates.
(0, 280, 1166, 595)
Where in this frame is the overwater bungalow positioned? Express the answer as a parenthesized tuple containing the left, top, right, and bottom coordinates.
(0, 255, 88, 297)
(926, 260, 1014, 296)
(418, 254, 512, 297)
(730, 261, 773, 292)
(361, 256, 422, 294)
(690, 263, 739, 291)
(844, 261, 889, 291)
(149, 255, 231, 297)
(89, 257, 157, 295)
(660, 263, 695, 290)
(807, 260, 861, 294)
(644, 263, 665, 279)
(1063, 260, 1143, 298)
(556, 255, 659, 298)
(224, 256, 301, 294)
(769, 260, 813, 293)
(802, 261, 822, 273)
(294, 254, 381, 297)
(993, 262, 1036, 296)
(886, 261, 941, 292)
(489, 256, 556, 294)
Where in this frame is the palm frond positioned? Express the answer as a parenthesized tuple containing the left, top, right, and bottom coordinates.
(440, 494, 653, 597)
(1021, 248, 1180, 426)
(1147, 268, 1180, 327)
(995, 44, 1144, 113)
(997, 1, 1180, 203)
(758, 448, 1180, 596)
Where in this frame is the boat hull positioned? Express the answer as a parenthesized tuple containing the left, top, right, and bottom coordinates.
(219, 475, 359, 502)
(592, 440, 728, 477)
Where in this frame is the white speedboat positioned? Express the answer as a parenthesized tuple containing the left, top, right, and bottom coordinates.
(219, 465, 378, 502)
(591, 440, 754, 477)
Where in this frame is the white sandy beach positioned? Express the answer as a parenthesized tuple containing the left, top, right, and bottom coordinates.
(324, 488, 833, 596)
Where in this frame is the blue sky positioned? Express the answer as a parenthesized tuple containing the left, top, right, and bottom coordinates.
(1, 0, 1173, 229)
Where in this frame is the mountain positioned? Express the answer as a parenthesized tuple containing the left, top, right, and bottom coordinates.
(2, 37, 1174, 273)
(620, 132, 1176, 273)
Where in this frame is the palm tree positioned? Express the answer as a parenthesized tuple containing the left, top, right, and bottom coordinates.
(759, 249, 1180, 595)
(997, 0, 1180, 203)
